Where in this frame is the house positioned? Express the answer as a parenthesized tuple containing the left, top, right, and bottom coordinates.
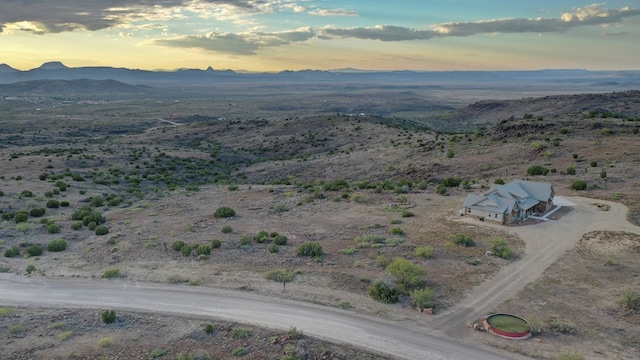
(462, 180, 555, 224)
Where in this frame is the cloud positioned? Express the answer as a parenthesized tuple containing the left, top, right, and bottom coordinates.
(309, 8, 358, 17)
(0, 0, 260, 34)
(321, 4, 640, 41)
(153, 27, 315, 54)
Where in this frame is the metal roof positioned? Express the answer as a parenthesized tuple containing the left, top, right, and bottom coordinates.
(465, 180, 554, 214)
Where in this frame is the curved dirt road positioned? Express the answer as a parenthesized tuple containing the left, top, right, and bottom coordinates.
(0, 274, 518, 360)
(433, 196, 640, 336)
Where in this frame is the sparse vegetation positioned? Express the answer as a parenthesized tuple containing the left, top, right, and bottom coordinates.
(410, 287, 436, 311)
(213, 206, 236, 218)
(453, 233, 475, 247)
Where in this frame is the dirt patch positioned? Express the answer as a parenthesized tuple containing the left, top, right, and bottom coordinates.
(474, 231, 640, 360)
(0, 307, 391, 360)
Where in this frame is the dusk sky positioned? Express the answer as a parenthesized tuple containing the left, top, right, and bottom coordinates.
(1, 1, 639, 72)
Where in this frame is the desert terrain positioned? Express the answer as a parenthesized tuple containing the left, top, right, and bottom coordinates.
(1, 85, 639, 359)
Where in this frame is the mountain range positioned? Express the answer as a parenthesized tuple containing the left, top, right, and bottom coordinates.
(0, 62, 639, 100)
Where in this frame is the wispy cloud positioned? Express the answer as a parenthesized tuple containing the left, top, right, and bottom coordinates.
(322, 4, 640, 41)
(152, 27, 315, 55)
(309, 8, 358, 17)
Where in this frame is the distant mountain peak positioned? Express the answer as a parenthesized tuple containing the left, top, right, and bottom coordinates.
(38, 61, 69, 70)
(0, 63, 18, 72)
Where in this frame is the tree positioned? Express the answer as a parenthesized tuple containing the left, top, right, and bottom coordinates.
(386, 258, 425, 293)
(264, 269, 294, 291)
(410, 287, 436, 311)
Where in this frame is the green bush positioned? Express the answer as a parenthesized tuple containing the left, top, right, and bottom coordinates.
(389, 227, 404, 235)
(26, 264, 36, 274)
(570, 180, 587, 191)
(213, 206, 236, 218)
(172, 240, 186, 251)
(4, 247, 20, 258)
(211, 239, 222, 248)
(273, 234, 288, 245)
(267, 244, 279, 253)
(254, 230, 270, 243)
(71, 222, 83, 230)
(47, 223, 61, 234)
(196, 245, 211, 255)
(600, 169, 607, 179)
(204, 324, 214, 334)
(221, 225, 233, 233)
(590, 160, 598, 167)
(26, 244, 43, 257)
(296, 242, 323, 258)
(620, 288, 640, 310)
(101, 310, 116, 324)
(401, 210, 415, 218)
(90, 196, 105, 207)
(47, 239, 67, 252)
(453, 233, 475, 247)
(491, 238, 513, 259)
(527, 165, 549, 176)
(14, 211, 29, 223)
(410, 287, 435, 310)
(229, 327, 251, 339)
(232, 347, 248, 357)
(20, 190, 34, 198)
(415, 245, 434, 258)
(181, 244, 192, 256)
(340, 246, 356, 255)
(550, 319, 577, 335)
(369, 282, 399, 303)
(95, 225, 109, 236)
(87, 221, 97, 231)
(566, 165, 576, 175)
(46, 200, 60, 208)
(387, 257, 426, 293)
(103, 268, 121, 278)
(1, 212, 14, 221)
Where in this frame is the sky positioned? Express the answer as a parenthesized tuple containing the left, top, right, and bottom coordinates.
(1, 1, 639, 72)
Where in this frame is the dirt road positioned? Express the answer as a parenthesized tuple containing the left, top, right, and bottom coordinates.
(0, 273, 519, 360)
(433, 196, 640, 337)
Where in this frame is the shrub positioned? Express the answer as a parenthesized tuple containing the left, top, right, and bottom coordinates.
(526, 165, 549, 176)
(211, 239, 222, 248)
(2, 212, 14, 220)
(435, 183, 447, 195)
(491, 238, 513, 259)
(196, 245, 211, 255)
(619, 288, 640, 310)
(387, 257, 426, 293)
(181, 244, 192, 256)
(103, 268, 120, 278)
(87, 221, 97, 231)
(288, 326, 304, 340)
(296, 242, 323, 258)
(340, 246, 356, 255)
(47, 223, 61, 234)
(26, 244, 43, 257)
(410, 287, 436, 310)
(4, 247, 20, 258)
(97, 337, 112, 348)
(453, 233, 475, 247)
(415, 245, 434, 258)
(47, 239, 67, 252)
(20, 190, 34, 198)
(14, 211, 29, 223)
(239, 236, 251, 246)
(151, 349, 167, 358)
(267, 244, 279, 253)
(600, 169, 607, 179)
(401, 210, 415, 218)
(26, 264, 36, 274)
(550, 319, 577, 334)
(232, 347, 248, 357)
(229, 327, 251, 339)
(213, 206, 235, 218)
(494, 178, 505, 185)
(590, 160, 598, 167)
(254, 230, 270, 243)
(90, 196, 105, 207)
(566, 165, 576, 175)
(376, 255, 391, 268)
(71, 222, 83, 230)
(101, 310, 116, 324)
(204, 324, 215, 334)
(95, 225, 109, 236)
(172, 240, 186, 251)
(46, 200, 60, 208)
(369, 282, 399, 303)
(389, 227, 404, 235)
(273, 234, 288, 245)
(570, 180, 587, 191)
(58, 331, 73, 341)
(221, 225, 233, 233)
